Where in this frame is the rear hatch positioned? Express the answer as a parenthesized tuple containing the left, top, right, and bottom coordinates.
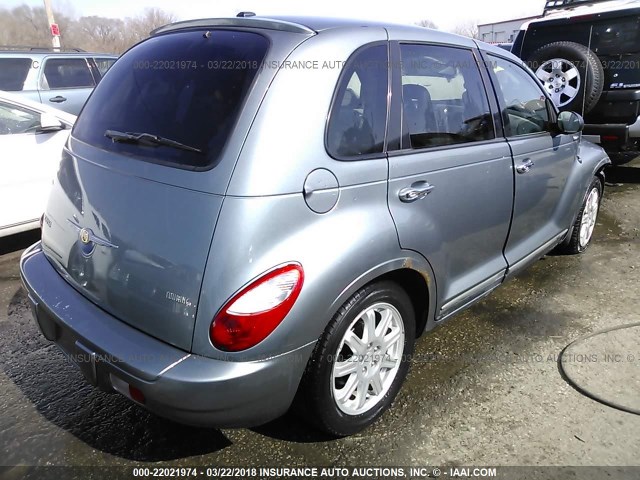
(40, 26, 310, 351)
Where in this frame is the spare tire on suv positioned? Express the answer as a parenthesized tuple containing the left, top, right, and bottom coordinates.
(528, 41, 604, 114)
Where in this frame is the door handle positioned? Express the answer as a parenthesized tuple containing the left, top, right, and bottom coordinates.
(516, 159, 534, 174)
(49, 96, 67, 103)
(399, 181, 435, 203)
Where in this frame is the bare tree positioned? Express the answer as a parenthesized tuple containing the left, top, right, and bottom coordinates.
(125, 7, 177, 44)
(0, 4, 177, 54)
(451, 20, 479, 39)
(0, 5, 50, 47)
(72, 16, 127, 52)
(416, 19, 438, 29)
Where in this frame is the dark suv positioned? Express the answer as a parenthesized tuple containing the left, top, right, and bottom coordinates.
(512, 0, 640, 163)
(0, 48, 117, 115)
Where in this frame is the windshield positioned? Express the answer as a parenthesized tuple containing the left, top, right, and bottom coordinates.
(72, 29, 269, 169)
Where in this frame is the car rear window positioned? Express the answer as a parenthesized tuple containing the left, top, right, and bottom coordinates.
(0, 58, 31, 91)
(72, 30, 269, 170)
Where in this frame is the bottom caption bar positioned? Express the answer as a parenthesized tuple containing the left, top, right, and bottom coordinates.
(2, 466, 640, 480)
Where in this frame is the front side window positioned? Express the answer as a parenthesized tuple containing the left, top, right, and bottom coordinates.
(0, 58, 31, 91)
(326, 44, 388, 159)
(43, 58, 96, 89)
(0, 101, 40, 135)
(400, 44, 494, 150)
(490, 56, 551, 137)
(73, 30, 269, 169)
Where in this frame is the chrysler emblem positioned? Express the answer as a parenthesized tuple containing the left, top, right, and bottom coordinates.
(79, 228, 91, 244)
(67, 219, 119, 258)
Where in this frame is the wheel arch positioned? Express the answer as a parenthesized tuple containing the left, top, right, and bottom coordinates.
(560, 143, 609, 246)
(326, 253, 437, 339)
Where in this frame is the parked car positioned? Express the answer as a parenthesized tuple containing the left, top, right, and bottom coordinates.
(20, 16, 610, 436)
(0, 48, 117, 115)
(0, 90, 75, 238)
(512, 0, 640, 164)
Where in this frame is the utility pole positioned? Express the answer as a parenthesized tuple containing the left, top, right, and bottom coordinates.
(42, 0, 61, 51)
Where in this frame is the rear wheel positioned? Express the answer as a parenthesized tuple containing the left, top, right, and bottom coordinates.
(528, 41, 603, 113)
(297, 281, 415, 436)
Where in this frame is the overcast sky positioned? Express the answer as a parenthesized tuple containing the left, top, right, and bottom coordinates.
(5, 0, 546, 31)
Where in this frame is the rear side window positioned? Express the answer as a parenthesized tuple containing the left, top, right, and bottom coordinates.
(0, 58, 31, 91)
(93, 57, 116, 77)
(73, 30, 269, 169)
(326, 44, 389, 159)
(43, 58, 95, 89)
(400, 44, 494, 149)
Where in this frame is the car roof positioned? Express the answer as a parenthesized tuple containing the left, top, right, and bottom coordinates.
(524, 0, 639, 28)
(152, 15, 435, 36)
(260, 15, 420, 32)
(0, 90, 76, 124)
(152, 16, 527, 63)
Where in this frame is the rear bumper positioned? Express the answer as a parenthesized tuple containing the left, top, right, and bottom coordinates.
(583, 117, 640, 140)
(584, 90, 640, 147)
(19, 242, 314, 428)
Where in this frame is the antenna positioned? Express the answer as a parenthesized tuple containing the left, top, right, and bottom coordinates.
(236, 12, 256, 18)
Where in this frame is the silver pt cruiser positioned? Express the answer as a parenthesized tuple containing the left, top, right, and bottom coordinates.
(20, 16, 610, 436)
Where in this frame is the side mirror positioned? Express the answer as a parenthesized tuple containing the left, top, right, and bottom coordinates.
(38, 113, 63, 132)
(557, 111, 584, 134)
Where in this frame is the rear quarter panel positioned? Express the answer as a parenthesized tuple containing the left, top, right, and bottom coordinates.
(192, 184, 417, 361)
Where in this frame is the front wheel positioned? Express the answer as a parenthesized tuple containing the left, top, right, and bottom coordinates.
(559, 177, 603, 254)
(297, 281, 415, 436)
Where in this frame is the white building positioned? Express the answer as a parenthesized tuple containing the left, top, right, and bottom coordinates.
(477, 16, 539, 44)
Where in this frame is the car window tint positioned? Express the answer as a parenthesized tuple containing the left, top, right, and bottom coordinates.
(0, 58, 32, 91)
(0, 101, 40, 135)
(326, 44, 388, 158)
(490, 56, 550, 137)
(73, 30, 268, 169)
(94, 57, 116, 77)
(399, 44, 494, 150)
(43, 58, 95, 89)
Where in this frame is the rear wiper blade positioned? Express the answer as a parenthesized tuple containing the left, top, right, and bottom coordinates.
(105, 130, 202, 153)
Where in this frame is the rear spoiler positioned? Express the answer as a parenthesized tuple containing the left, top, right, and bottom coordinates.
(151, 17, 316, 36)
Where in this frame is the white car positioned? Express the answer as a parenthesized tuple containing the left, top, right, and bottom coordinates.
(0, 90, 75, 237)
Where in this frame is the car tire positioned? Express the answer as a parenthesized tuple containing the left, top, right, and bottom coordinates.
(558, 177, 603, 255)
(296, 281, 415, 436)
(528, 41, 604, 113)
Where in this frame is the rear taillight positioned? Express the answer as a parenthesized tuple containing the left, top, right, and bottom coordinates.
(210, 263, 304, 352)
(602, 135, 619, 142)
